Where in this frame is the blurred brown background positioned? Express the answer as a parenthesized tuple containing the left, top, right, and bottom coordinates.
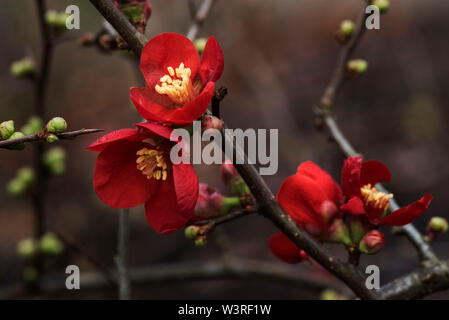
(0, 0, 448, 299)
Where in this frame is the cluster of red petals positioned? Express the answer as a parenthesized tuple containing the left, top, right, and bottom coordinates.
(130, 33, 224, 125)
(87, 122, 198, 234)
(340, 156, 433, 226)
(270, 162, 343, 264)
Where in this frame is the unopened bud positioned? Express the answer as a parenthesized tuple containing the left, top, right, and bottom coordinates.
(17, 166, 35, 185)
(427, 217, 448, 236)
(322, 218, 352, 246)
(373, 0, 390, 14)
(10, 58, 36, 78)
(320, 289, 347, 300)
(221, 161, 250, 196)
(7, 178, 26, 196)
(45, 10, 68, 30)
(17, 238, 37, 259)
(77, 33, 95, 46)
(40, 232, 64, 256)
(194, 38, 207, 55)
(347, 59, 368, 76)
(341, 20, 355, 36)
(45, 117, 67, 134)
(184, 225, 200, 239)
(7, 132, 26, 150)
(349, 216, 372, 244)
(0, 120, 15, 140)
(359, 230, 385, 255)
(43, 147, 66, 175)
(201, 115, 223, 131)
(21, 116, 43, 136)
(46, 134, 59, 144)
(194, 183, 241, 220)
(320, 201, 338, 224)
(195, 236, 206, 247)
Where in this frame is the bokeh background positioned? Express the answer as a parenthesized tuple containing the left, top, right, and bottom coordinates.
(0, 0, 448, 299)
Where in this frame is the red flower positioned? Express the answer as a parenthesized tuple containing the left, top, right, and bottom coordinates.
(269, 161, 343, 263)
(340, 156, 433, 226)
(130, 33, 224, 125)
(87, 121, 198, 234)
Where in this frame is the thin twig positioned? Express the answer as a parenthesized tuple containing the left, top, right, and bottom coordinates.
(187, 0, 197, 19)
(315, 4, 438, 264)
(117, 209, 131, 300)
(186, 0, 217, 41)
(87, 0, 379, 300)
(0, 128, 103, 149)
(0, 259, 342, 299)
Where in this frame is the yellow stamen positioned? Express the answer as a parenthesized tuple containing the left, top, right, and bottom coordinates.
(136, 147, 168, 181)
(155, 62, 199, 105)
(360, 184, 393, 213)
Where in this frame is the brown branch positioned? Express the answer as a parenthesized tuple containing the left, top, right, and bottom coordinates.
(0, 128, 103, 149)
(315, 5, 438, 264)
(186, 0, 218, 41)
(0, 259, 342, 299)
(87, 0, 379, 300)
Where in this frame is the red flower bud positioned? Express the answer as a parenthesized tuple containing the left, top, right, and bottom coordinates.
(194, 183, 240, 220)
(201, 115, 223, 131)
(359, 230, 385, 255)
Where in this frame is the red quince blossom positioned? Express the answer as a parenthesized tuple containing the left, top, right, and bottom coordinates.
(87, 121, 198, 234)
(270, 161, 343, 263)
(340, 156, 433, 226)
(130, 33, 224, 125)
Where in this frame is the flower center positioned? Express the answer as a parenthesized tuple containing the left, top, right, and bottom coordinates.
(136, 147, 168, 181)
(155, 63, 200, 105)
(360, 184, 393, 213)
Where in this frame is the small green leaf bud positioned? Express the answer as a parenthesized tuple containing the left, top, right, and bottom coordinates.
(7, 132, 26, 150)
(0, 120, 15, 140)
(427, 217, 448, 237)
(43, 147, 67, 175)
(185, 225, 200, 240)
(7, 178, 26, 197)
(17, 238, 38, 259)
(373, 0, 390, 14)
(341, 20, 355, 37)
(46, 134, 59, 144)
(10, 58, 36, 78)
(21, 116, 43, 135)
(194, 236, 206, 247)
(17, 166, 35, 185)
(45, 117, 67, 134)
(347, 59, 368, 76)
(40, 232, 65, 256)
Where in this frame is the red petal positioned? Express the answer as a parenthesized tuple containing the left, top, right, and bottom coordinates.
(340, 197, 366, 215)
(269, 232, 305, 264)
(341, 156, 362, 198)
(135, 121, 173, 140)
(297, 161, 343, 205)
(87, 129, 142, 152)
(144, 164, 197, 234)
(140, 33, 200, 94)
(380, 194, 433, 226)
(277, 173, 325, 230)
(360, 160, 391, 186)
(199, 36, 224, 84)
(131, 81, 214, 125)
(93, 140, 156, 208)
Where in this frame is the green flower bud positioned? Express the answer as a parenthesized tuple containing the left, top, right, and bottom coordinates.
(17, 166, 35, 185)
(40, 232, 64, 256)
(185, 225, 200, 239)
(320, 289, 347, 300)
(45, 117, 67, 134)
(45, 10, 68, 30)
(322, 218, 352, 246)
(17, 238, 38, 259)
(43, 147, 67, 175)
(194, 38, 207, 55)
(427, 217, 448, 236)
(194, 236, 206, 247)
(7, 131, 26, 150)
(46, 134, 59, 144)
(373, 0, 390, 14)
(7, 178, 27, 197)
(0, 120, 15, 140)
(21, 116, 43, 136)
(341, 20, 355, 37)
(347, 59, 368, 76)
(23, 266, 38, 283)
(10, 58, 36, 78)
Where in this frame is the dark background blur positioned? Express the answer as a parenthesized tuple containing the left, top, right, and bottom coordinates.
(1, 0, 448, 299)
